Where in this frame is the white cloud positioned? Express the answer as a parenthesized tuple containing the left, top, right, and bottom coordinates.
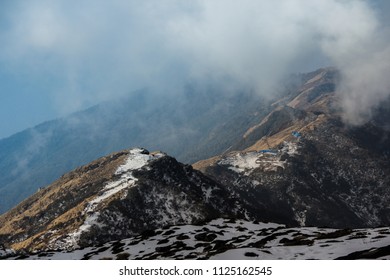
(169, 0, 390, 123)
(1, 0, 389, 124)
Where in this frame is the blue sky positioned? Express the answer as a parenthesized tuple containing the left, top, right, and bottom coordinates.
(0, 0, 389, 139)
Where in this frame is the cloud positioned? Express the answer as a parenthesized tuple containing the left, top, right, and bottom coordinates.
(168, 1, 322, 94)
(1, 0, 389, 124)
(315, 0, 390, 124)
(169, 1, 390, 122)
(12, 127, 53, 176)
(1, 0, 190, 113)
(168, 0, 390, 124)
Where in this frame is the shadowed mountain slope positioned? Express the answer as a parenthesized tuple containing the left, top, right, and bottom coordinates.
(194, 67, 390, 228)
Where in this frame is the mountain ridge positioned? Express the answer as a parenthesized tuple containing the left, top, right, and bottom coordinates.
(0, 148, 241, 253)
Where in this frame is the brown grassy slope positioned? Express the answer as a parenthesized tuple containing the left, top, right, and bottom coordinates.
(0, 150, 129, 251)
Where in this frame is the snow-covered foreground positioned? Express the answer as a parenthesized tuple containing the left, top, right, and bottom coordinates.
(5, 219, 390, 260)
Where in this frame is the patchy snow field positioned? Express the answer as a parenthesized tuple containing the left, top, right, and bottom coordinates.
(7, 219, 390, 260)
(218, 141, 299, 174)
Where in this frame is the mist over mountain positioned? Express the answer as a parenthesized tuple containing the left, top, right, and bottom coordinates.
(0, 83, 275, 214)
(1, 1, 390, 137)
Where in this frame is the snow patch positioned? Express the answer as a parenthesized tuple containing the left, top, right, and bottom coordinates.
(218, 142, 299, 174)
(294, 210, 308, 226)
(0, 247, 14, 257)
(52, 148, 165, 250)
(219, 152, 259, 175)
(116, 148, 164, 174)
(281, 141, 299, 156)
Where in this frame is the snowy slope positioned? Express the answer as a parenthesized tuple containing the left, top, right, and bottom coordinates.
(4, 219, 390, 260)
(49, 148, 166, 250)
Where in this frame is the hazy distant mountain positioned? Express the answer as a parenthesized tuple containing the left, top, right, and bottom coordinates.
(0, 85, 273, 214)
